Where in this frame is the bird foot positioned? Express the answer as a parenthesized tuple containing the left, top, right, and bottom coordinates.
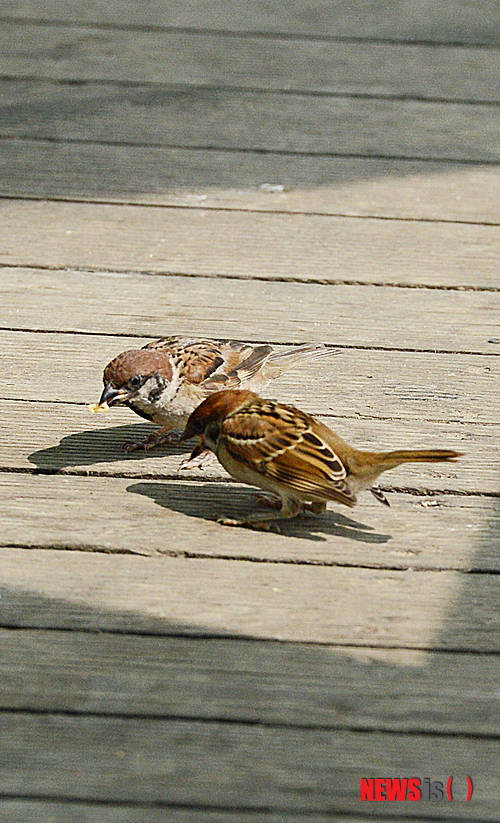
(253, 493, 282, 509)
(217, 516, 281, 533)
(301, 500, 327, 515)
(179, 450, 217, 471)
(253, 495, 325, 516)
(123, 428, 181, 453)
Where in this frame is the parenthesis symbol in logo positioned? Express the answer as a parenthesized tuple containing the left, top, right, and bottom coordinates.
(467, 776, 473, 801)
(447, 776, 453, 801)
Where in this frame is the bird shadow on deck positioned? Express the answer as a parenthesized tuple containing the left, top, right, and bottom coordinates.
(28, 423, 392, 544)
(28, 423, 188, 469)
(127, 480, 391, 545)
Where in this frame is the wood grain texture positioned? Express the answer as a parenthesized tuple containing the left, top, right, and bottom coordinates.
(0, 711, 498, 816)
(0, 548, 498, 651)
(3, 203, 500, 290)
(2, 24, 499, 102)
(0, 473, 494, 569)
(2, 628, 500, 735)
(3, 1, 500, 46)
(0, 802, 362, 823)
(2, 141, 500, 225)
(1, 266, 498, 351)
(2, 80, 499, 162)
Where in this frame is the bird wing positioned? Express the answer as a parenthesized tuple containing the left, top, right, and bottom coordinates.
(143, 337, 273, 390)
(203, 343, 273, 391)
(221, 401, 357, 507)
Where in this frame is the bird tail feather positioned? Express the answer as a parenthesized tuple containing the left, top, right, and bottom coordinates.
(374, 449, 462, 472)
(267, 343, 339, 365)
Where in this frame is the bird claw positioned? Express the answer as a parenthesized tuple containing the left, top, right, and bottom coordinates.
(253, 493, 282, 509)
(123, 429, 181, 453)
(179, 451, 217, 471)
(217, 516, 281, 533)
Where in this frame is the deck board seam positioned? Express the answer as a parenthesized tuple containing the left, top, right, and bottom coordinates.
(4, 396, 498, 427)
(1, 134, 497, 165)
(2, 74, 499, 108)
(0, 16, 499, 51)
(3, 265, 500, 296)
(1, 706, 499, 740)
(1, 541, 497, 572)
(0, 624, 495, 655)
(1, 468, 495, 500)
(2, 326, 497, 356)
(2, 192, 500, 229)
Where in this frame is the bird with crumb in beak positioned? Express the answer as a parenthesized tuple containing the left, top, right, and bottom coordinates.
(91, 336, 339, 452)
(181, 389, 462, 531)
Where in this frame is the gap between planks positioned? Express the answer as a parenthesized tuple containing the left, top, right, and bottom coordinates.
(2, 201, 500, 291)
(0, 806, 482, 823)
(2, 22, 500, 106)
(2, 0, 500, 48)
(1, 542, 500, 650)
(2, 80, 499, 163)
(2, 628, 500, 736)
(1, 140, 500, 225)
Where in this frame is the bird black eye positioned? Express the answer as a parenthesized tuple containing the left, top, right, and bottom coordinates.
(129, 375, 143, 389)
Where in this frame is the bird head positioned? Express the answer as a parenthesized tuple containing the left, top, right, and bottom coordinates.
(180, 389, 259, 454)
(97, 349, 173, 408)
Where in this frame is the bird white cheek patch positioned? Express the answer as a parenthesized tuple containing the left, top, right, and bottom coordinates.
(87, 402, 110, 414)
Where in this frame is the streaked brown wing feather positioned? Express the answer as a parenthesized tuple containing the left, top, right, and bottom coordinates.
(143, 337, 227, 384)
(202, 344, 273, 392)
(264, 442, 356, 507)
(143, 337, 273, 390)
(221, 403, 357, 507)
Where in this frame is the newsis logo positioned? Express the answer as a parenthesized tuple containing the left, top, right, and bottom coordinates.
(361, 777, 473, 802)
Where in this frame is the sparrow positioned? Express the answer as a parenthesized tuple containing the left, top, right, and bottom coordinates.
(181, 389, 463, 531)
(91, 336, 339, 452)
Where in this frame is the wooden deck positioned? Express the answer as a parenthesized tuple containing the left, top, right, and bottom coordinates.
(1, 2, 499, 820)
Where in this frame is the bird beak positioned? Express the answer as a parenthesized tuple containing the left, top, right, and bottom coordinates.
(98, 383, 131, 408)
(187, 438, 206, 460)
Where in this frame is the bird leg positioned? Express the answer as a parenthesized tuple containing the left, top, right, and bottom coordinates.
(218, 498, 302, 532)
(253, 494, 326, 516)
(302, 501, 327, 514)
(123, 427, 181, 453)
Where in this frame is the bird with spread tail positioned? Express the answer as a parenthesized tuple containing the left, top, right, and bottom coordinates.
(90, 336, 339, 452)
(181, 389, 462, 531)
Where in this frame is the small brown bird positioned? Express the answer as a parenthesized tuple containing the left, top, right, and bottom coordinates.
(181, 390, 462, 531)
(91, 336, 339, 451)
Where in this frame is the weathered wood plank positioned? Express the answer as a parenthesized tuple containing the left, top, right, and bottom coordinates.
(2, 80, 499, 162)
(0, 802, 355, 823)
(0, 548, 498, 651)
(1, 265, 498, 351)
(3, 202, 500, 290)
(2, 140, 500, 224)
(2, 25, 499, 102)
(0, 711, 498, 816)
(2, 329, 497, 422)
(0, 473, 494, 569)
(3, 628, 500, 736)
(3, 1, 499, 46)
(3, 141, 500, 225)
(6, 398, 492, 494)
